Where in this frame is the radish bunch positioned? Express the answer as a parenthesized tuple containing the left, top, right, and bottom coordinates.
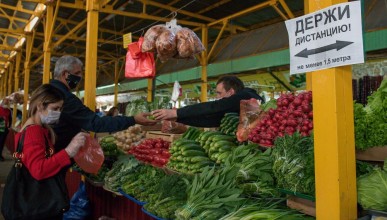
(248, 91, 313, 146)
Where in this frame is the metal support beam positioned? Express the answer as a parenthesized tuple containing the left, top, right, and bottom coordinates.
(0, 28, 24, 35)
(308, 1, 357, 219)
(207, 20, 228, 63)
(22, 34, 34, 123)
(31, 19, 87, 67)
(13, 52, 21, 127)
(83, 0, 99, 112)
(208, 1, 273, 27)
(278, 0, 295, 18)
(200, 26, 208, 102)
(3, 66, 9, 97)
(43, 2, 54, 83)
(268, 69, 292, 91)
(113, 60, 119, 106)
(99, 7, 203, 27)
(147, 79, 153, 102)
(271, 3, 289, 20)
(8, 61, 13, 95)
(304, 0, 312, 90)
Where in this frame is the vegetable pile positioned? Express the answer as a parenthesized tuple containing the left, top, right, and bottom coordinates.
(181, 127, 202, 141)
(143, 174, 189, 219)
(219, 113, 239, 136)
(219, 205, 314, 220)
(112, 126, 145, 151)
(354, 79, 387, 149)
(103, 155, 139, 192)
(272, 132, 315, 196)
(175, 166, 245, 220)
(226, 144, 278, 197)
(198, 131, 237, 164)
(128, 138, 171, 167)
(357, 160, 387, 211)
(248, 91, 313, 146)
(168, 139, 214, 174)
(100, 135, 122, 157)
(121, 165, 165, 202)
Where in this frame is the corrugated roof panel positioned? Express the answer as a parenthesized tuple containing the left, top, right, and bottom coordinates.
(364, 0, 387, 31)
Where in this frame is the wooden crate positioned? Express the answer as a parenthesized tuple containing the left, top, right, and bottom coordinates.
(287, 196, 316, 217)
(139, 123, 162, 131)
(145, 131, 182, 142)
(356, 146, 387, 162)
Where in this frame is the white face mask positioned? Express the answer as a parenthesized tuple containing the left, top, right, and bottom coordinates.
(40, 110, 61, 125)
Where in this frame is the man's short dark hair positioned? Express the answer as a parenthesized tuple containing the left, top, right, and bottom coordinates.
(216, 75, 245, 93)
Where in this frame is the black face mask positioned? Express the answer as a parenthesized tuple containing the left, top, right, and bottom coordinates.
(66, 73, 82, 89)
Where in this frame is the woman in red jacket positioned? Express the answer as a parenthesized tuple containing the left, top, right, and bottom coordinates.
(14, 84, 88, 219)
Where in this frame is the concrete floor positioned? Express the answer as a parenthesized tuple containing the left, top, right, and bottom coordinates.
(0, 148, 16, 220)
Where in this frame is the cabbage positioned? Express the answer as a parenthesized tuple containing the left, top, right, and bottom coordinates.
(357, 162, 387, 211)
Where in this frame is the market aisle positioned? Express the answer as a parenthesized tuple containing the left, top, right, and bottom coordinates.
(0, 148, 14, 220)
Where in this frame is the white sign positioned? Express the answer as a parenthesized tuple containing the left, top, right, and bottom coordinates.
(285, 1, 364, 75)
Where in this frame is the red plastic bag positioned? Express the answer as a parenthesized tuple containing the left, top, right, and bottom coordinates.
(74, 136, 105, 174)
(125, 37, 156, 79)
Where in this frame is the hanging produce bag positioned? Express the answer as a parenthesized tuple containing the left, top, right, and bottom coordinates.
(74, 136, 105, 174)
(125, 37, 156, 79)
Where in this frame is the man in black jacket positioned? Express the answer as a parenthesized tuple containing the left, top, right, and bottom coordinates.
(152, 76, 264, 127)
(50, 55, 155, 151)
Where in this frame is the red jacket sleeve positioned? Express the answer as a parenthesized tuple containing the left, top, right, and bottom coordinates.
(21, 125, 71, 180)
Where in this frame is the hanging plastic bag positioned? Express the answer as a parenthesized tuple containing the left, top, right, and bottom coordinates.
(236, 98, 264, 142)
(63, 182, 91, 220)
(125, 37, 156, 79)
(142, 24, 168, 52)
(175, 27, 205, 59)
(171, 81, 181, 102)
(161, 120, 187, 134)
(74, 136, 105, 174)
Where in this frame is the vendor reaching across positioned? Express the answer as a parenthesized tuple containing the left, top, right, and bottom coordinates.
(49, 55, 156, 153)
(152, 75, 264, 127)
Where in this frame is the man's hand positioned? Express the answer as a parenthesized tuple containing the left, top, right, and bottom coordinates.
(152, 109, 177, 121)
(134, 112, 157, 125)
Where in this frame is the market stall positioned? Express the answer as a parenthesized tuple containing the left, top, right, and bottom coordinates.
(66, 78, 385, 219)
(1, 0, 387, 219)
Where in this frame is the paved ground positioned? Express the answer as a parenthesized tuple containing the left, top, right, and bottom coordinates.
(0, 148, 15, 220)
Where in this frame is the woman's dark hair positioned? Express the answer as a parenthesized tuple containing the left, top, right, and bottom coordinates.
(216, 75, 245, 93)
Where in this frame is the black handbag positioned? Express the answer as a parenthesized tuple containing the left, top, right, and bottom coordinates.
(1, 128, 70, 220)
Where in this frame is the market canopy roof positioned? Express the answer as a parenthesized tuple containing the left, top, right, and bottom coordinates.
(0, 0, 386, 93)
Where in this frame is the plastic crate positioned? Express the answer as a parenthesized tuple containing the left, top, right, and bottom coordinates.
(118, 188, 147, 206)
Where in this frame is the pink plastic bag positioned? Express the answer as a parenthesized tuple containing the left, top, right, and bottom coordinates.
(74, 136, 105, 174)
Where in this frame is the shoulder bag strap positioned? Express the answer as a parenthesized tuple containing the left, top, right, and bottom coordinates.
(15, 125, 52, 158)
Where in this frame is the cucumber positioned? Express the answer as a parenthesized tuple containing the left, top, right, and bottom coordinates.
(190, 156, 210, 163)
(173, 139, 197, 147)
(218, 145, 232, 152)
(182, 128, 193, 139)
(211, 135, 235, 142)
(211, 152, 221, 160)
(176, 155, 184, 161)
(180, 143, 202, 152)
(181, 150, 207, 157)
(225, 112, 239, 117)
(217, 151, 231, 161)
(213, 140, 236, 148)
(191, 161, 214, 169)
(200, 131, 223, 141)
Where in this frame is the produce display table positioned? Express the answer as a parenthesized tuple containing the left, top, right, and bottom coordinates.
(356, 146, 387, 162)
(66, 170, 154, 220)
